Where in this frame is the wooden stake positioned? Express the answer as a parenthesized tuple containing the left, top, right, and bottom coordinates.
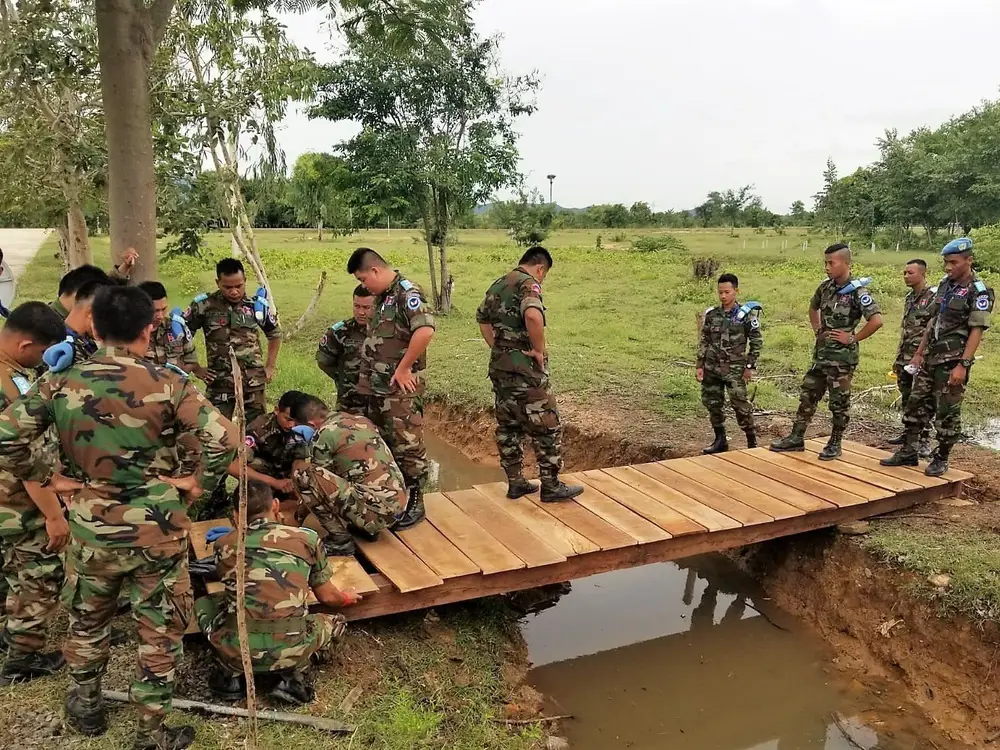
(283, 271, 327, 342)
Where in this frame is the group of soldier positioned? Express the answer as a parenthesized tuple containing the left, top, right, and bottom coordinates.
(697, 238, 993, 476)
(0, 243, 578, 749)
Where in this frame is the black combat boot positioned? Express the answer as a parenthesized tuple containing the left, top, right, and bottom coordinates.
(65, 678, 108, 737)
(540, 480, 585, 503)
(703, 425, 729, 455)
(917, 430, 933, 460)
(506, 476, 539, 499)
(208, 664, 246, 701)
(745, 430, 757, 449)
(886, 431, 907, 445)
(268, 670, 315, 705)
(818, 430, 843, 461)
(925, 444, 952, 477)
(770, 425, 806, 452)
(0, 649, 65, 685)
(132, 722, 196, 750)
(880, 445, 919, 467)
(323, 533, 357, 557)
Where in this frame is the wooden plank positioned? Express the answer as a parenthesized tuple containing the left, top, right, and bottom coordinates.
(446, 489, 566, 568)
(532, 474, 645, 549)
(579, 470, 704, 537)
(633, 462, 757, 527)
(605, 465, 741, 532)
(803, 440, 944, 488)
(781, 449, 923, 493)
(718, 451, 867, 509)
(665, 458, 798, 521)
(396, 519, 480, 580)
(745, 448, 890, 501)
(424, 492, 525, 575)
(474, 482, 600, 556)
(839, 439, 974, 482)
(355, 530, 443, 593)
(692, 454, 829, 514)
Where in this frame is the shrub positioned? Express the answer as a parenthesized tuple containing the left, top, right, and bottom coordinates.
(971, 224, 1000, 274)
(631, 234, 687, 253)
(692, 257, 720, 279)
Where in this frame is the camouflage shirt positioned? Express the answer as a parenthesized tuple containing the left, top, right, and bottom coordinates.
(310, 412, 406, 507)
(476, 268, 547, 379)
(316, 318, 365, 400)
(214, 517, 332, 623)
(924, 274, 994, 366)
(185, 291, 282, 395)
(0, 347, 238, 548)
(0, 352, 46, 537)
(146, 318, 199, 373)
(697, 303, 763, 376)
(358, 274, 434, 397)
(245, 412, 309, 478)
(894, 284, 937, 369)
(48, 298, 69, 321)
(809, 278, 881, 367)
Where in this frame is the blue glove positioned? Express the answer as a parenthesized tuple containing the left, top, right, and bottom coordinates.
(205, 526, 234, 543)
(168, 307, 189, 342)
(291, 424, 316, 444)
(253, 286, 277, 332)
(43, 336, 75, 373)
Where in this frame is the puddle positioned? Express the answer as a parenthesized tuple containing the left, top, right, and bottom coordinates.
(425, 432, 506, 491)
(967, 417, 1000, 451)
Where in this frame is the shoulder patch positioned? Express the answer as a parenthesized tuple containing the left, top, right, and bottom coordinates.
(331, 320, 345, 331)
(11, 375, 31, 395)
(976, 295, 991, 311)
(399, 279, 415, 292)
(192, 293, 209, 304)
(530, 283, 542, 294)
(406, 294, 422, 311)
(859, 293, 873, 307)
(975, 280, 988, 293)
(245, 435, 256, 449)
(750, 317, 761, 329)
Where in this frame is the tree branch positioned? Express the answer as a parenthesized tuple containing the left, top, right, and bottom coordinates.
(282, 271, 327, 342)
(149, 0, 177, 50)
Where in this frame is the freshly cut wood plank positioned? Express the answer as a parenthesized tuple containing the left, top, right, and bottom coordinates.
(605, 465, 740, 532)
(356, 531, 443, 593)
(667, 458, 799, 521)
(803, 440, 944, 488)
(692, 454, 827, 514)
(580, 470, 704, 536)
(746, 448, 890, 501)
(474, 482, 600, 556)
(718, 451, 867, 509)
(840, 439, 974, 482)
(634, 462, 756, 527)
(424, 493, 525, 575)
(396, 519, 480, 579)
(782, 449, 920, 492)
(533, 474, 646, 549)
(446, 489, 566, 568)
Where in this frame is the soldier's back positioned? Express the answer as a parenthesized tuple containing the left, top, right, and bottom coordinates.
(313, 411, 405, 490)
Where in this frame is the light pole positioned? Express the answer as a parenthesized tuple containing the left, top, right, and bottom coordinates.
(546, 174, 556, 205)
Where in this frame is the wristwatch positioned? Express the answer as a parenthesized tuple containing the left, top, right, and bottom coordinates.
(745, 364, 755, 370)
(960, 358, 974, 368)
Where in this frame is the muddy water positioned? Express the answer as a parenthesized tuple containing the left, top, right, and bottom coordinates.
(426, 436, 959, 750)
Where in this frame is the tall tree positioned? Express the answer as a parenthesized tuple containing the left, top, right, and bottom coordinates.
(287, 152, 353, 240)
(719, 184, 755, 231)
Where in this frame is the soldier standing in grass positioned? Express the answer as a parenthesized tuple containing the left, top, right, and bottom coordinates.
(696, 273, 763, 454)
(887, 259, 937, 457)
(316, 284, 375, 414)
(138, 281, 198, 374)
(0, 286, 237, 749)
(771, 243, 883, 460)
(346, 248, 433, 529)
(476, 247, 583, 502)
(882, 238, 993, 476)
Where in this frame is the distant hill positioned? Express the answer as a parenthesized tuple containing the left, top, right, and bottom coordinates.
(474, 202, 587, 215)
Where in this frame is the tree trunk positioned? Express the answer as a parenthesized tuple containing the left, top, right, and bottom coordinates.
(435, 191, 453, 313)
(55, 222, 71, 274)
(66, 202, 92, 268)
(420, 194, 440, 308)
(95, 0, 164, 282)
(317, 218, 323, 242)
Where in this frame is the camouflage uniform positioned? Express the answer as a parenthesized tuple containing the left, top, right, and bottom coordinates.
(0, 347, 237, 730)
(316, 318, 367, 414)
(893, 285, 938, 409)
(293, 412, 406, 539)
(476, 268, 564, 486)
(902, 275, 994, 449)
(792, 279, 880, 433)
(697, 304, 763, 431)
(0, 352, 62, 656)
(145, 318, 199, 373)
(194, 518, 343, 674)
(244, 412, 310, 499)
(48, 298, 70, 321)
(356, 274, 434, 487)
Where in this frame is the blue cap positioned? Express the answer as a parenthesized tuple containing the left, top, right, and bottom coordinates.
(941, 237, 973, 256)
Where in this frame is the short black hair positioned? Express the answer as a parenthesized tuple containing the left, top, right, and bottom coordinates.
(74, 277, 114, 305)
(138, 281, 167, 300)
(216, 258, 245, 278)
(519, 246, 553, 269)
(57, 265, 110, 298)
(353, 284, 373, 298)
(4, 302, 66, 346)
(277, 390, 307, 412)
(238, 480, 275, 518)
(717, 273, 739, 288)
(825, 243, 850, 255)
(346, 248, 388, 274)
(291, 394, 328, 424)
(906, 258, 927, 269)
(92, 286, 154, 343)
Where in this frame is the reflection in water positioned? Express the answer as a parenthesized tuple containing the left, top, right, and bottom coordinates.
(968, 417, 1000, 451)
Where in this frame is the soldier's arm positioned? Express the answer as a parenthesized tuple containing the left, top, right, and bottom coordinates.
(475, 300, 495, 347)
(961, 289, 993, 362)
(809, 285, 823, 335)
(24, 481, 69, 551)
(746, 314, 763, 367)
(524, 308, 546, 355)
(0, 386, 55, 482)
(174, 381, 239, 494)
(180, 335, 200, 372)
(696, 313, 711, 368)
(397, 291, 435, 373)
(310, 536, 361, 606)
(855, 293, 883, 342)
(316, 332, 343, 381)
(264, 335, 282, 379)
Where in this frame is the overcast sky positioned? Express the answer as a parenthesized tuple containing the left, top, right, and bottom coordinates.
(276, 0, 1000, 212)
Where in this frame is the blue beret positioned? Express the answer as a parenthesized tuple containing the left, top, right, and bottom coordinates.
(941, 237, 973, 256)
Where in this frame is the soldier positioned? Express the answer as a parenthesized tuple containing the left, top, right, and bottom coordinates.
(42, 277, 115, 374)
(346, 248, 432, 528)
(290, 395, 407, 556)
(0, 303, 69, 685)
(194, 480, 360, 704)
(882, 238, 993, 476)
(138, 281, 198, 373)
(48, 250, 137, 321)
(887, 259, 937, 456)
(771, 243, 883, 459)
(696, 273, 763, 454)
(316, 284, 374, 414)
(476, 247, 583, 502)
(0, 286, 238, 749)
(229, 390, 310, 501)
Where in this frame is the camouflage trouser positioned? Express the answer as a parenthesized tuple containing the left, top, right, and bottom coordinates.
(208, 387, 268, 426)
(700, 371, 755, 431)
(0, 540, 6, 630)
(194, 594, 344, 674)
(365, 392, 427, 486)
(293, 465, 402, 538)
(336, 390, 368, 417)
(491, 374, 563, 486)
(793, 362, 855, 432)
(903, 361, 968, 450)
(894, 365, 932, 443)
(61, 538, 191, 730)
(1, 525, 64, 654)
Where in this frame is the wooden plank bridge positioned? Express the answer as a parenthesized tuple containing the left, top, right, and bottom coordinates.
(191, 439, 971, 623)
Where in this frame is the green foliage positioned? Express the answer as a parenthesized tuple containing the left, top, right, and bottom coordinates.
(287, 152, 354, 236)
(630, 234, 687, 253)
(162, 228, 204, 259)
(970, 224, 1000, 274)
(488, 189, 552, 247)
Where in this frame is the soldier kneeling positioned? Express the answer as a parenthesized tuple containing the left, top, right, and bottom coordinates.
(194, 481, 361, 704)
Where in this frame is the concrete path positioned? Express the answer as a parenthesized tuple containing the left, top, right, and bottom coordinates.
(0, 228, 50, 279)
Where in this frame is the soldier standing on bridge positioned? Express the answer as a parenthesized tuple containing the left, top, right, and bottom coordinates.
(316, 284, 374, 414)
(882, 238, 994, 476)
(476, 247, 583, 502)
(771, 243, 883, 460)
(696, 273, 763, 454)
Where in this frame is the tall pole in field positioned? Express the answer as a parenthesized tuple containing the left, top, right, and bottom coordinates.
(547, 174, 556, 205)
